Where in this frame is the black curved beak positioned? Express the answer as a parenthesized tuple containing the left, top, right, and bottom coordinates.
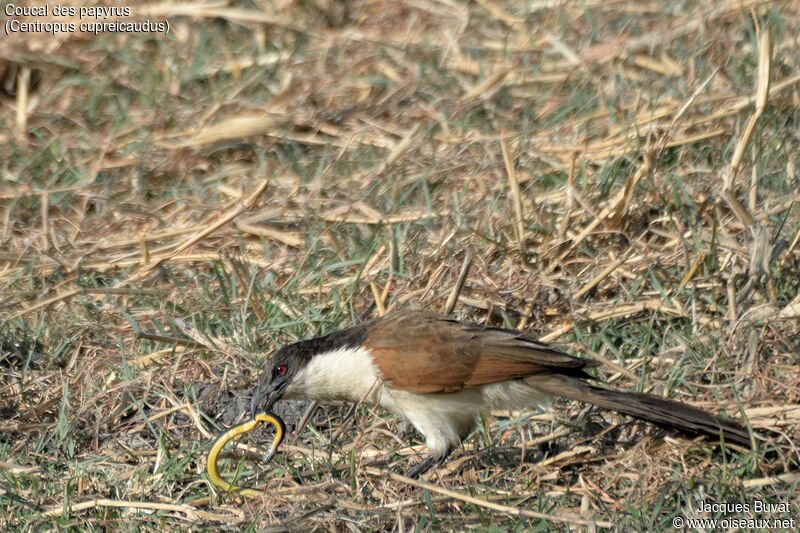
(250, 379, 287, 418)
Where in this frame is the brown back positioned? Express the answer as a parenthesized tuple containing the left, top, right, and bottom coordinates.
(364, 310, 594, 393)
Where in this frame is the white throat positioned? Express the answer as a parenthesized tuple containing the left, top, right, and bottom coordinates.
(286, 346, 381, 402)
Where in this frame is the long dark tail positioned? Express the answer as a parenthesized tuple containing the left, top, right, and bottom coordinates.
(532, 374, 751, 447)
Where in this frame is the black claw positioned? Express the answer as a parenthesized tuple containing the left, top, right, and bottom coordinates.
(406, 449, 454, 479)
(406, 455, 438, 478)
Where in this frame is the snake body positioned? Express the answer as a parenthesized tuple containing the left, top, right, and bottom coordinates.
(206, 412, 286, 498)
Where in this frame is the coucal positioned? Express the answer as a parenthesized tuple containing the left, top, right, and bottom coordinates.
(250, 309, 749, 476)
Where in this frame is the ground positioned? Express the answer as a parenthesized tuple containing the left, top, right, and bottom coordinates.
(1, 0, 799, 531)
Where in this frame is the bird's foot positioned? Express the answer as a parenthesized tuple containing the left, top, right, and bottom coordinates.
(406, 454, 447, 479)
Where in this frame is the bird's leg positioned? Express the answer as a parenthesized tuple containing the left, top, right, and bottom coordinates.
(406, 451, 450, 479)
(406, 455, 438, 478)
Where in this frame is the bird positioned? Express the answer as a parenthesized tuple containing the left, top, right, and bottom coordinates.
(249, 309, 750, 477)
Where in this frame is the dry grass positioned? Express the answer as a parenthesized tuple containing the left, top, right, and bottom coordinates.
(2, 0, 800, 530)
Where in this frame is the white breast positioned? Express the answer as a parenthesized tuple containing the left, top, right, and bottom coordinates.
(287, 346, 382, 402)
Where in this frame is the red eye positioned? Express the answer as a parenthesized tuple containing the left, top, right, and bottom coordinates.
(276, 364, 288, 377)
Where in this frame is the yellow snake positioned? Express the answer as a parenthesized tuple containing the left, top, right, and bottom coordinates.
(206, 412, 285, 498)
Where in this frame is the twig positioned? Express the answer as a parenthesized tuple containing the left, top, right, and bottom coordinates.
(501, 138, 526, 252)
(444, 251, 472, 315)
(371, 469, 612, 528)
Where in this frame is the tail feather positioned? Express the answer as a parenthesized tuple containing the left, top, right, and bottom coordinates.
(531, 374, 751, 447)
